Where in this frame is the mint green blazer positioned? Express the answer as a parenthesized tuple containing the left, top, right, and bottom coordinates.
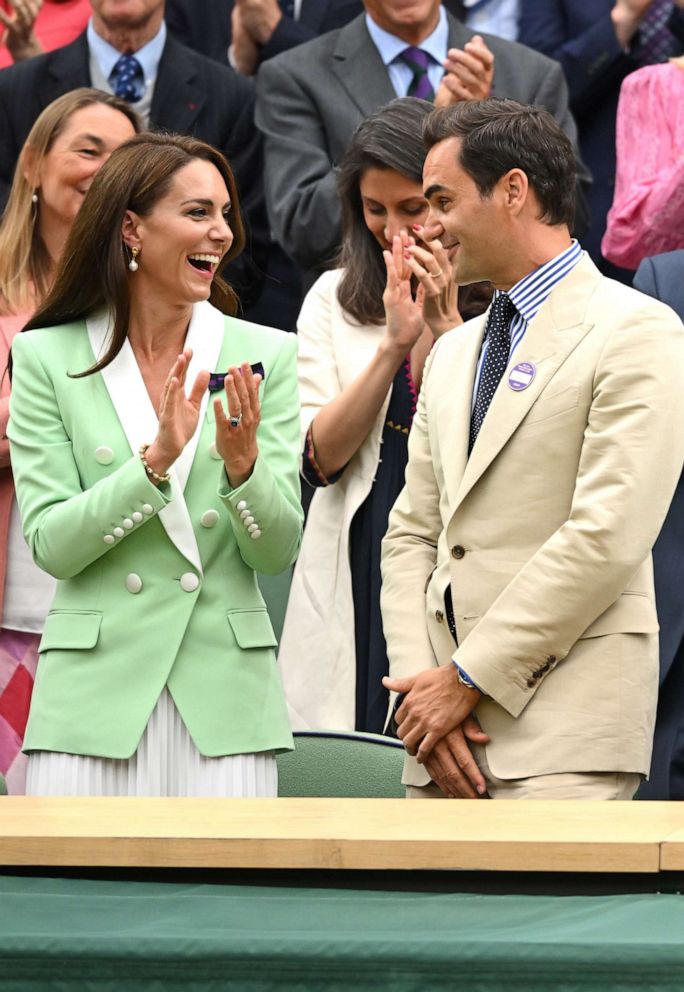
(8, 302, 303, 759)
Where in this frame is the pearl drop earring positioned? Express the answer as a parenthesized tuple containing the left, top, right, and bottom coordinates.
(128, 246, 141, 272)
(31, 192, 38, 204)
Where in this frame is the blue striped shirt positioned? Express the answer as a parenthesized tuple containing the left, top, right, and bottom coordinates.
(471, 240, 584, 410)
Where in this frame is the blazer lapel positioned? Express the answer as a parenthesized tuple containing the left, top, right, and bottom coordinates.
(151, 37, 204, 135)
(331, 17, 396, 117)
(451, 257, 601, 513)
(434, 317, 487, 507)
(86, 304, 224, 575)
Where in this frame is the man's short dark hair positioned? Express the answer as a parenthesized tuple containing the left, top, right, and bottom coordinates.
(423, 98, 576, 228)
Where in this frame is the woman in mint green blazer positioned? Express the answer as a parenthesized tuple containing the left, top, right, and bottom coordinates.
(8, 133, 303, 797)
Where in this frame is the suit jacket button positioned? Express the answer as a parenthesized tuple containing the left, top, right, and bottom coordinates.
(122, 518, 134, 529)
(113, 527, 125, 538)
(180, 572, 200, 592)
(132, 511, 143, 523)
(451, 545, 465, 559)
(526, 678, 535, 688)
(126, 573, 143, 594)
(547, 655, 556, 664)
(250, 529, 262, 540)
(103, 534, 115, 545)
(435, 610, 444, 623)
(95, 445, 114, 465)
(236, 500, 247, 512)
(142, 504, 154, 515)
(201, 509, 219, 528)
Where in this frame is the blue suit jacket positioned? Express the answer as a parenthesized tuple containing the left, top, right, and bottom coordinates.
(164, 0, 364, 66)
(634, 250, 684, 798)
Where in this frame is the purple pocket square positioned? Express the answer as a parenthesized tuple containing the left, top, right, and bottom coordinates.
(208, 363, 265, 393)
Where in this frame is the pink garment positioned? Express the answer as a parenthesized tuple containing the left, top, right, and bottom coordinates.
(0, 310, 29, 625)
(0, 627, 39, 793)
(0, 0, 91, 68)
(602, 62, 684, 271)
(0, 311, 39, 795)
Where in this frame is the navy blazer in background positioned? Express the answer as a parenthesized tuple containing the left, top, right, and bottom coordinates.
(634, 250, 684, 800)
(518, 1, 684, 284)
(164, 0, 364, 65)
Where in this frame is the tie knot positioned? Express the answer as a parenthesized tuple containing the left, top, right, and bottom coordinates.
(111, 53, 143, 103)
(489, 292, 517, 325)
(398, 46, 431, 73)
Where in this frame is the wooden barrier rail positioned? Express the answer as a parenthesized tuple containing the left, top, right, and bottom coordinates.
(2, 797, 684, 873)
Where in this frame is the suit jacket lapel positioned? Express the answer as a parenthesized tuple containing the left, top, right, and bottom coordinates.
(331, 17, 396, 116)
(85, 303, 224, 575)
(47, 32, 91, 90)
(151, 37, 204, 135)
(452, 257, 601, 512)
(434, 316, 487, 507)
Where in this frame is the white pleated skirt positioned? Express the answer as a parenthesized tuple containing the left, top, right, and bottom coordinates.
(25, 688, 278, 797)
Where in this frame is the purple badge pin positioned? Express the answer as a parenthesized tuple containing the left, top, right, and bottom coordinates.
(508, 361, 536, 392)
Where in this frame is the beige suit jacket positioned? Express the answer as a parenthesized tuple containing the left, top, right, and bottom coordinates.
(381, 256, 684, 786)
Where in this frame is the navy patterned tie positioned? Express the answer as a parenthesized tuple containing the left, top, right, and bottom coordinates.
(469, 293, 517, 452)
(398, 47, 435, 101)
(110, 53, 144, 103)
(637, 0, 678, 65)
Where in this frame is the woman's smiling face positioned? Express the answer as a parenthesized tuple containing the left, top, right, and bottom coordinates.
(124, 158, 234, 307)
(359, 166, 428, 250)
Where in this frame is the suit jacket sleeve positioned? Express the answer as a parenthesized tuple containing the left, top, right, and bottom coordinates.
(255, 57, 341, 272)
(518, 0, 630, 112)
(453, 302, 684, 718)
(218, 332, 303, 574)
(633, 256, 657, 299)
(8, 332, 170, 579)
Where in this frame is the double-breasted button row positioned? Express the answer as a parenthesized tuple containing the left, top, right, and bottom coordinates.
(525, 654, 557, 689)
(103, 503, 155, 545)
(235, 500, 262, 540)
(124, 570, 200, 594)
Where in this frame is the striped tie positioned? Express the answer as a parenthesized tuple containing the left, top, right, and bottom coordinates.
(469, 293, 517, 451)
(398, 46, 435, 101)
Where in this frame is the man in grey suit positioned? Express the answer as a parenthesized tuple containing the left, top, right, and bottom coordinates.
(255, 0, 590, 284)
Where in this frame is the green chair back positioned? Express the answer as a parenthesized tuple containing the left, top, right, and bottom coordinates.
(277, 731, 405, 798)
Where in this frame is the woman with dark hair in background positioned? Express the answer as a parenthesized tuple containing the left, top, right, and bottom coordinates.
(9, 132, 303, 797)
(278, 97, 492, 735)
(0, 87, 138, 794)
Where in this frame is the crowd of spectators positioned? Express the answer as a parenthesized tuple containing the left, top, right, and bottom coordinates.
(0, 0, 683, 801)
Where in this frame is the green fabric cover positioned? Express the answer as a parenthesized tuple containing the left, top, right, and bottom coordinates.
(277, 732, 405, 798)
(2, 876, 684, 990)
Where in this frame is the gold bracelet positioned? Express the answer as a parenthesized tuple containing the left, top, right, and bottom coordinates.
(139, 443, 170, 484)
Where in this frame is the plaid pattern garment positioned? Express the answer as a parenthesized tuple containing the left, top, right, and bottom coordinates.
(0, 629, 39, 794)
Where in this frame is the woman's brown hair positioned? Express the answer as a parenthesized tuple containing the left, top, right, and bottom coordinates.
(0, 88, 141, 315)
(25, 131, 246, 377)
(336, 97, 434, 326)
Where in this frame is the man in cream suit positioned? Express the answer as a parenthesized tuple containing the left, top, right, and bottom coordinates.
(381, 98, 684, 800)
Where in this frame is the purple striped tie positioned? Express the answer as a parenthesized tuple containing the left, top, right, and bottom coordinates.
(398, 46, 435, 101)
